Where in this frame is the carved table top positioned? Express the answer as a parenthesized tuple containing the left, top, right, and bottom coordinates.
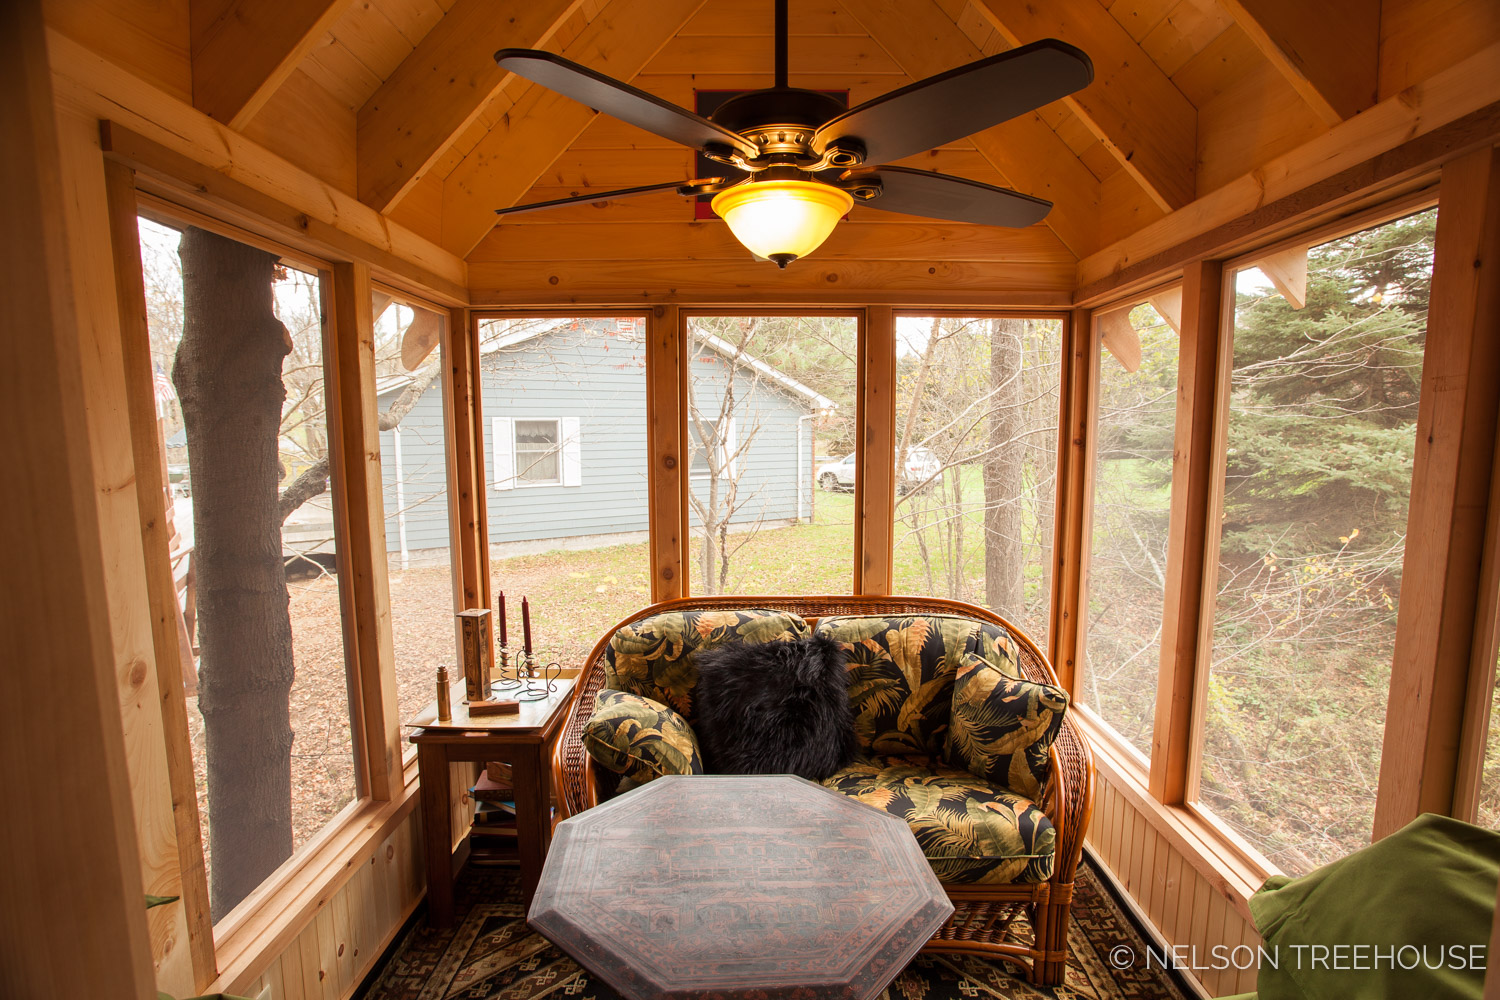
(529, 774, 952, 1000)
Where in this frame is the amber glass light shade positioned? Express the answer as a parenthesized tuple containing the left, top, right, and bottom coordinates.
(711, 179, 854, 266)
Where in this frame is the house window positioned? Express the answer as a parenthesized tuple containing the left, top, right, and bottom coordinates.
(517, 419, 561, 484)
(688, 417, 735, 478)
(492, 415, 581, 490)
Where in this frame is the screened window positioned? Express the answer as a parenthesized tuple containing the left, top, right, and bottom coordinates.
(891, 315, 1063, 640)
(1078, 295, 1180, 761)
(516, 419, 561, 484)
(1195, 208, 1436, 874)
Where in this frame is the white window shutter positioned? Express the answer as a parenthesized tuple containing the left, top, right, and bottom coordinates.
(492, 417, 514, 491)
(561, 417, 582, 487)
(724, 417, 738, 479)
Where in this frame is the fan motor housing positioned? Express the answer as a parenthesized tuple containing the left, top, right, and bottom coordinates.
(709, 88, 859, 167)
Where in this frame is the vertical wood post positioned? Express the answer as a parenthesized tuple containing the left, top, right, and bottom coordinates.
(448, 307, 487, 611)
(1375, 146, 1500, 837)
(327, 261, 401, 799)
(1051, 307, 1094, 691)
(103, 158, 216, 988)
(1151, 260, 1227, 804)
(856, 307, 896, 594)
(646, 304, 685, 602)
(0, 0, 156, 994)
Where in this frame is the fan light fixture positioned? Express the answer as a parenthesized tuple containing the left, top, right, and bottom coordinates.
(711, 179, 854, 268)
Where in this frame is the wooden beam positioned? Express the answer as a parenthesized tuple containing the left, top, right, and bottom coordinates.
(103, 159, 216, 991)
(1217, 0, 1378, 125)
(836, 0, 1102, 258)
(189, 0, 355, 129)
(0, 2, 156, 994)
(439, 0, 708, 259)
(1151, 260, 1225, 805)
(1098, 307, 1142, 372)
(1455, 379, 1500, 823)
(326, 261, 403, 800)
(1051, 308, 1094, 691)
(45, 28, 467, 300)
(968, 0, 1198, 211)
(856, 307, 896, 594)
(446, 307, 487, 611)
(1076, 42, 1500, 296)
(357, 0, 586, 213)
(647, 305, 686, 602)
(1374, 145, 1500, 838)
(1258, 246, 1308, 308)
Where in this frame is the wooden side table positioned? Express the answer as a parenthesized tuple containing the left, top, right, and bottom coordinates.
(407, 676, 575, 927)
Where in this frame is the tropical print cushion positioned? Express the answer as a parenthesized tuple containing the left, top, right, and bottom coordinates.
(972, 621, 1026, 681)
(602, 609, 809, 723)
(944, 652, 1068, 801)
(822, 754, 1056, 883)
(816, 614, 984, 755)
(581, 689, 704, 786)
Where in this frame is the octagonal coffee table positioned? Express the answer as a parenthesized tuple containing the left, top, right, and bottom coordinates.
(529, 774, 952, 1000)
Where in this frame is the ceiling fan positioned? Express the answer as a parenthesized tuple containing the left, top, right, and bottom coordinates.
(493, 0, 1092, 267)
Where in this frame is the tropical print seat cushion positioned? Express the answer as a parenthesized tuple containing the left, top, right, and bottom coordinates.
(822, 754, 1056, 883)
(814, 614, 1029, 757)
(581, 689, 704, 786)
(602, 609, 809, 723)
(944, 651, 1069, 801)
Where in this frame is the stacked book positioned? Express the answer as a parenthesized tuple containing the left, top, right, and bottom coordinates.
(469, 762, 518, 864)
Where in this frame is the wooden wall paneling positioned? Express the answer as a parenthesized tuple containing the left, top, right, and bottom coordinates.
(437, 0, 709, 258)
(331, 888, 355, 994)
(1375, 145, 1500, 837)
(277, 944, 304, 1000)
(1052, 308, 1095, 690)
(53, 93, 196, 998)
(647, 304, 686, 601)
(297, 916, 322, 998)
(1379, 0, 1500, 102)
(1075, 42, 1500, 295)
(328, 260, 403, 800)
(188, 0, 355, 128)
(969, 0, 1198, 211)
(1150, 259, 1226, 804)
(1216, 0, 1378, 124)
(314, 904, 338, 1000)
(357, 0, 586, 212)
(41, 0, 191, 102)
(239, 69, 358, 195)
(103, 158, 216, 991)
(0, 2, 157, 994)
(856, 307, 896, 594)
(45, 32, 467, 297)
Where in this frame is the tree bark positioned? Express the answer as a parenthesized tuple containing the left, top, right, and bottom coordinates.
(173, 226, 295, 920)
(984, 318, 1025, 621)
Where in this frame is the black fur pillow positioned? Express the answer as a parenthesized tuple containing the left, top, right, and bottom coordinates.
(693, 634, 856, 780)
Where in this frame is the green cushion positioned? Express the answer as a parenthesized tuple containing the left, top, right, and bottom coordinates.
(602, 609, 809, 722)
(943, 651, 1068, 801)
(1249, 813, 1499, 1000)
(581, 689, 704, 786)
(822, 753, 1055, 884)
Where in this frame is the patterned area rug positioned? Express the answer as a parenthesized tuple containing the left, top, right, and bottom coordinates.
(358, 857, 1189, 1000)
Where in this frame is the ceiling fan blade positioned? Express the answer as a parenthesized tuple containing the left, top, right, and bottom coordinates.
(494, 178, 735, 218)
(814, 39, 1093, 165)
(495, 49, 758, 160)
(845, 166, 1051, 227)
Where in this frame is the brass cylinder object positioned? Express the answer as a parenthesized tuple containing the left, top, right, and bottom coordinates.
(436, 665, 452, 722)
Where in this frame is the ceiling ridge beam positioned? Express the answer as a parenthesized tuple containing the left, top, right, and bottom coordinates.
(835, 0, 1099, 259)
(439, 0, 709, 259)
(1217, 0, 1379, 125)
(968, 0, 1198, 212)
(190, 0, 357, 129)
(357, 0, 588, 214)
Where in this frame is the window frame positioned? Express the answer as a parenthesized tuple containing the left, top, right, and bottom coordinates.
(513, 416, 563, 486)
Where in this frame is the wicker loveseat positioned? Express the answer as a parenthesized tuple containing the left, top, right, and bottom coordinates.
(550, 595, 1094, 986)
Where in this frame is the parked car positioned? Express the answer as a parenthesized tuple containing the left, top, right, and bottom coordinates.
(816, 448, 941, 492)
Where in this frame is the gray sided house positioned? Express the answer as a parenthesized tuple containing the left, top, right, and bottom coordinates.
(376, 318, 832, 561)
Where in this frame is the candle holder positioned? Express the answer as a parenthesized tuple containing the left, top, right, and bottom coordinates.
(491, 645, 522, 692)
(513, 652, 562, 701)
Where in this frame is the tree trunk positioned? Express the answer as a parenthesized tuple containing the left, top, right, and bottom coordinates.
(984, 319, 1025, 621)
(173, 226, 296, 920)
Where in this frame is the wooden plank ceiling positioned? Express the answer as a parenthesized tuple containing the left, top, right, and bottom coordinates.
(51, 0, 1500, 300)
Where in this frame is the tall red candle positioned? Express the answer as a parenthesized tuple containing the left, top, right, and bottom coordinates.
(497, 591, 507, 647)
(522, 596, 532, 655)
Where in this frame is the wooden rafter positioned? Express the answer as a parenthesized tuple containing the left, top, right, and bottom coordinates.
(357, 0, 587, 214)
(1218, 0, 1379, 125)
(837, 0, 1101, 258)
(189, 0, 355, 129)
(968, 0, 1198, 212)
(439, 0, 709, 259)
